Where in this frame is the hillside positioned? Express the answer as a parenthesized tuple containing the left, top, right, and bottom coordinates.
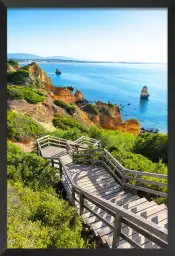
(7, 60, 168, 248)
(7, 61, 140, 135)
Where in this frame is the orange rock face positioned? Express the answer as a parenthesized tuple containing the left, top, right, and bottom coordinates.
(44, 87, 85, 104)
(28, 64, 52, 86)
(52, 87, 75, 103)
(117, 118, 140, 136)
(83, 101, 123, 129)
(74, 89, 84, 102)
(26, 63, 140, 135)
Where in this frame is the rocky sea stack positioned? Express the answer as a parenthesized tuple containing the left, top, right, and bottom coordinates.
(140, 85, 149, 99)
(55, 68, 61, 75)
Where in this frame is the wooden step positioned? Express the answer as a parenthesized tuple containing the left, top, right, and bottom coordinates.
(90, 197, 145, 231)
(158, 218, 168, 229)
(115, 194, 140, 207)
(88, 183, 120, 195)
(142, 241, 160, 249)
(122, 197, 148, 209)
(74, 174, 114, 186)
(140, 204, 167, 220)
(110, 191, 126, 203)
(100, 204, 165, 248)
(130, 201, 157, 214)
(147, 209, 167, 224)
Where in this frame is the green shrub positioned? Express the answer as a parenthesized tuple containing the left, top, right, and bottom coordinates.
(8, 182, 91, 248)
(12, 70, 29, 84)
(7, 86, 24, 99)
(107, 102, 115, 108)
(7, 70, 29, 84)
(89, 126, 137, 150)
(134, 132, 168, 164)
(7, 60, 19, 68)
(50, 128, 86, 141)
(54, 100, 76, 115)
(53, 115, 88, 132)
(101, 106, 113, 117)
(83, 104, 99, 115)
(7, 72, 14, 83)
(7, 111, 47, 142)
(7, 142, 59, 192)
(7, 86, 45, 104)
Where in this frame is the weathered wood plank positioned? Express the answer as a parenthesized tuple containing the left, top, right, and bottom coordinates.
(124, 183, 167, 197)
(125, 176, 167, 187)
(140, 204, 167, 219)
(125, 170, 168, 180)
(123, 197, 148, 210)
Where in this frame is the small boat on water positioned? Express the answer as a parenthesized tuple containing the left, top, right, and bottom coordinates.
(55, 68, 61, 75)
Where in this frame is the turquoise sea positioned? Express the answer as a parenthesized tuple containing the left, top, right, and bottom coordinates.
(22, 62, 168, 134)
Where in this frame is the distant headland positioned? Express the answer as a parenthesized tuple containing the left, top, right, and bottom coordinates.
(7, 53, 166, 65)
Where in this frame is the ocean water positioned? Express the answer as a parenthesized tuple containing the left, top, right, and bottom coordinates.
(22, 62, 168, 133)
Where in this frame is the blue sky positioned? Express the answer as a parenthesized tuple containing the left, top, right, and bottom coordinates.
(7, 9, 167, 62)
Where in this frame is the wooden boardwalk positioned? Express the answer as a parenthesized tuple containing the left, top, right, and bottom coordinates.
(37, 136, 168, 249)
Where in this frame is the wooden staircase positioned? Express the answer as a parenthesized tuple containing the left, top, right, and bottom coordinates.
(37, 135, 168, 249)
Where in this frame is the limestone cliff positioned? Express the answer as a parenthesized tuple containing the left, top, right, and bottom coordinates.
(26, 62, 52, 88)
(79, 101, 140, 135)
(74, 89, 84, 102)
(7, 61, 140, 135)
(48, 87, 84, 104)
(80, 101, 122, 128)
(117, 118, 140, 136)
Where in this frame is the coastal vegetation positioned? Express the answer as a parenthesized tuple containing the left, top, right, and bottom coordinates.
(7, 70, 29, 84)
(7, 60, 19, 69)
(53, 115, 88, 132)
(83, 104, 99, 115)
(7, 60, 168, 247)
(7, 143, 93, 248)
(7, 86, 45, 104)
(53, 100, 76, 115)
(7, 111, 47, 142)
(133, 132, 168, 164)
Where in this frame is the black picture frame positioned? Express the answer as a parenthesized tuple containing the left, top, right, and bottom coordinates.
(1, 1, 175, 256)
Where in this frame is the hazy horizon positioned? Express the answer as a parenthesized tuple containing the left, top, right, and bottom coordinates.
(8, 9, 167, 63)
(7, 52, 167, 63)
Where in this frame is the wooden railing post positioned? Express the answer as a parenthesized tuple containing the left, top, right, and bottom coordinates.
(121, 169, 126, 190)
(66, 144, 69, 154)
(112, 214, 122, 248)
(79, 193, 84, 215)
(37, 143, 38, 154)
(133, 174, 139, 195)
(72, 187, 75, 206)
(59, 161, 63, 179)
(48, 136, 50, 146)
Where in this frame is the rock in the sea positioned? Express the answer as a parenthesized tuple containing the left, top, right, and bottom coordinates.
(55, 68, 61, 74)
(140, 85, 149, 99)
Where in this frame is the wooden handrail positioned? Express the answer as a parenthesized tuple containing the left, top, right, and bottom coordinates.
(72, 150, 167, 197)
(37, 135, 168, 197)
(37, 135, 168, 248)
(59, 158, 168, 248)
